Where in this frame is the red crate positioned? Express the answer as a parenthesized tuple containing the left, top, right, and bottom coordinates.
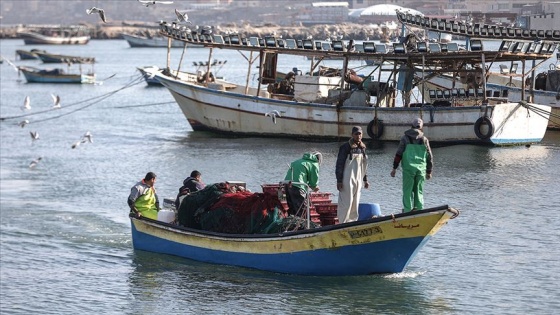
(314, 204, 338, 214)
(261, 184, 283, 195)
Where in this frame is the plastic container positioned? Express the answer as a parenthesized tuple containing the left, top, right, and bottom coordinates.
(358, 203, 382, 221)
(157, 210, 176, 223)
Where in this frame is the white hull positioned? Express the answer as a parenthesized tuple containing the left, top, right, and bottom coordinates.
(18, 31, 90, 45)
(153, 70, 550, 145)
(423, 73, 560, 130)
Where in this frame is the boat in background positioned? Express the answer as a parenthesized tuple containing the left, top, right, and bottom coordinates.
(17, 27, 90, 45)
(148, 20, 553, 146)
(130, 180, 460, 276)
(122, 33, 202, 48)
(18, 66, 96, 84)
(137, 66, 163, 86)
(34, 51, 95, 64)
(15, 49, 47, 60)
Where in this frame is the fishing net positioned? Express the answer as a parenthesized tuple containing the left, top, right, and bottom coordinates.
(177, 182, 318, 234)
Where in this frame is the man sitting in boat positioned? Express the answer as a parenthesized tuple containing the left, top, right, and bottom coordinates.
(128, 172, 160, 219)
(175, 170, 206, 208)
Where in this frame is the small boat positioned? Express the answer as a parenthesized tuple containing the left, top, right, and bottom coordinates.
(18, 66, 96, 84)
(130, 181, 460, 276)
(17, 30, 90, 45)
(15, 49, 46, 60)
(122, 33, 203, 48)
(137, 66, 163, 86)
(34, 51, 95, 64)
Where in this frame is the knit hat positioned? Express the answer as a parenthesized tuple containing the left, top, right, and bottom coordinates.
(352, 126, 362, 134)
(412, 118, 423, 129)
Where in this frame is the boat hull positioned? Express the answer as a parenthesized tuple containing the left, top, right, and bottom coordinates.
(423, 73, 559, 130)
(19, 67, 95, 84)
(154, 70, 551, 145)
(131, 206, 456, 276)
(122, 33, 202, 48)
(35, 52, 95, 64)
(18, 31, 90, 45)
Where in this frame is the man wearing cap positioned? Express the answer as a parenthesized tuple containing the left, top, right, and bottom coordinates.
(284, 151, 322, 216)
(390, 118, 433, 212)
(335, 126, 369, 223)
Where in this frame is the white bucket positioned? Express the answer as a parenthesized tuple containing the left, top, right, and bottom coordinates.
(157, 210, 176, 223)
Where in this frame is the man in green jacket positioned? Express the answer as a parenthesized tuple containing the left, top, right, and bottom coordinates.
(391, 118, 433, 212)
(283, 152, 322, 216)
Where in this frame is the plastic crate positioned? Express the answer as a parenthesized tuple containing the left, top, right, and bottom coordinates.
(314, 204, 338, 215)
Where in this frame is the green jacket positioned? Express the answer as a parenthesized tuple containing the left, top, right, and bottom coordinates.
(284, 152, 320, 191)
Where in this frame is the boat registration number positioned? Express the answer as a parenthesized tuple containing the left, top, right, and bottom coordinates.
(348, 226, 383, 239)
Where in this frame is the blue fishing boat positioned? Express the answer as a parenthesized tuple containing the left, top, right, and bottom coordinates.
(130, 182, 459, 276)
(137, 66, 163, 86)
(18, 66, 96, 84)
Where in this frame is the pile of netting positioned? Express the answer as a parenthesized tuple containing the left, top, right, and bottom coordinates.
(177, 183, 317, 234)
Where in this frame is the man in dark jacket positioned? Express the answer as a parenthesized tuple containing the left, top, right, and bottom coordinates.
(391, 118, 433, 212)
(175, 170, 206, 208)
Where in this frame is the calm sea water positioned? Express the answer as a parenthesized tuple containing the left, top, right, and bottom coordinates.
(1, 39, 559, 314)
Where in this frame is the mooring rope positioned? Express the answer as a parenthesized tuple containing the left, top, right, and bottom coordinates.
(519, 101, 560, 127)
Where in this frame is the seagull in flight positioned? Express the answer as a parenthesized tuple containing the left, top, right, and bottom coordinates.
(21, 96, 31, 111)
(86, 7, 107, 23)
(81, 131, 93, 144)
(29, 157, 42, 169)
(175, 9, 192, 24)
(30, 131, 39, 144)
(51, 94, 61, 109)
(71, 140, 81, 149)
(138, 0, 173, 7)
(265, 110, 281, 124)
(18, 120, 30, 128)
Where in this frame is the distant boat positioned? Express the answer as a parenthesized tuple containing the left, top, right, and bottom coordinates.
(122, 33, 203, 48)
(137, 66, 163, 86)
(17, 31, 90, 45)
(34, 51, 95, 64)
(18, 66, 96, 84)
(16, 49, 47, 60)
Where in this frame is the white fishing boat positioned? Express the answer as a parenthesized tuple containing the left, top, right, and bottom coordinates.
(148, 20, 554, 146)
(396, 11, 560, 130)
(17, 28, 90, 45)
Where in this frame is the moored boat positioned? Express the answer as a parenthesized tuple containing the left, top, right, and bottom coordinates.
(17, 31, 90, 45)
(147, 20, 554, 146)
(15, 49, 46, 60)
(122, 33, 203, 48)
(18, 66, 96, 84)
(130, 181, 460, 276)
(34, 51, 95, 64)
(137, 66, 163, 86)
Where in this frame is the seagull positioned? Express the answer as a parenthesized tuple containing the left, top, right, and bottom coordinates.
(30, 131, 39, 144)
(81, 131, 93, 143)
(29, 157, 42, 169)
(18, 120, 30, 128)
(21, 96, 31, 111)
(175, 9, 192, 24)
(51, 94, 61, 108)
(265, 110, 281, 124)
(71, 140, 81, 149)
(86, 7, 107, 23)
(138, 0, 173, 7)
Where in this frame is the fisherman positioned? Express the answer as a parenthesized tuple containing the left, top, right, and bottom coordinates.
(128, 172, 160, 219)
(175, 170, 206, 208)
(390, 118, 433, 212)
(283, 152, 322, 216)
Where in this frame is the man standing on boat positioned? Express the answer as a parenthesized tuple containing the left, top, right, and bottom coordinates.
(284, 152, 322, 216)
(128, 172, 160, 219)
(391, 118, 433, 212)
(336, 126, 369, 223)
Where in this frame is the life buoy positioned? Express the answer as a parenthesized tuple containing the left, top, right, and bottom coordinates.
(474, 116, 494, 140)
(367, 118, 384, 139)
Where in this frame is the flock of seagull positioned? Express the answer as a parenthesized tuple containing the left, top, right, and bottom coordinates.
(15, 95, 94, 168)
(86, 1, 190, 24)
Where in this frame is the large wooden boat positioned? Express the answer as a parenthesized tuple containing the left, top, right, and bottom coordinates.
(130, 181, 460, 276)
(396, 10, 560, 130)
(149, 20, 555, 146)
(18, 66, 96, 84)
(17, 31, 90, 45)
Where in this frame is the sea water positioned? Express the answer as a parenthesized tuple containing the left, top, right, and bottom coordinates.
(1, 39, 559, 314)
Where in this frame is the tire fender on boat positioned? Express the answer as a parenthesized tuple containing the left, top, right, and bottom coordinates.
(474, 116, 494, 140)
(367, 118, 384, 139)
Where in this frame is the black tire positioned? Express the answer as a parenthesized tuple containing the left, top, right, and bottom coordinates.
(474, 116, 494, 140)
(367, 118, 384, 139)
